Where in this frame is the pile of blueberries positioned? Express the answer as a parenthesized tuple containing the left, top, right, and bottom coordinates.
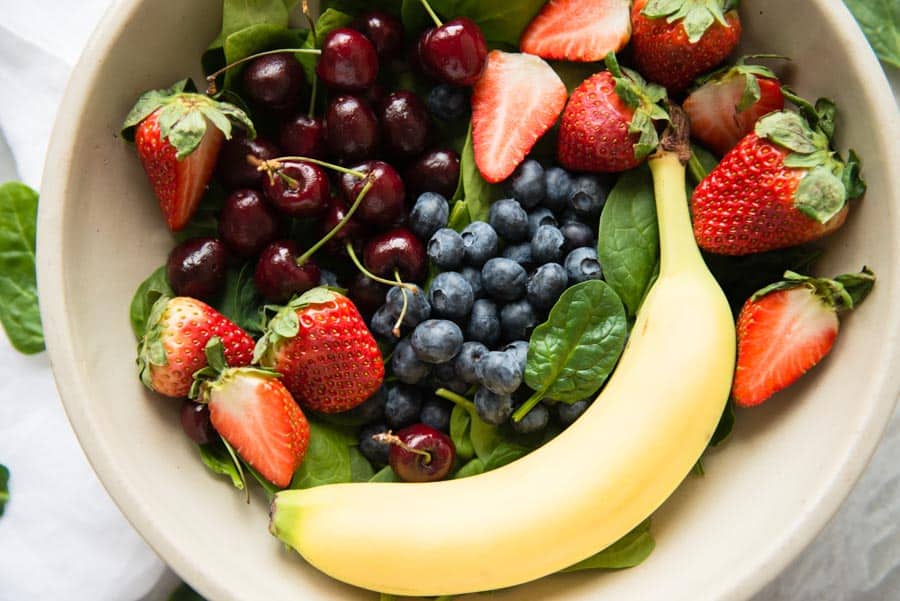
(355, 159, 611, 467)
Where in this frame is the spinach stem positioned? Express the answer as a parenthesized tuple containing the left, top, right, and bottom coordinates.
(435, 387, 475, 412)
(511, 388, 546, 422)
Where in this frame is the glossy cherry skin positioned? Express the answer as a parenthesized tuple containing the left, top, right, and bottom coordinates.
(317, 28, 379, 92)
(340, 161, 406, 227)
(279, 114, 327, 159)
(216, 134, 280, 189)
(254, 240, 321, 303)
(388, 423, 456, 482)
(412, 27, 440, 79)
(241, 53, 306, 111)
(166, 237, 228, 301)
(349, 272, 389, 317)
(180, 401, 217, 445)
(218, 189, 281, 258)
(351, 11, 405, 61)
(363, 227, 427, 282)
(404, 148, 461, 199)
(319, 196, 364, 254)
(263, 160, 330, 218)
(325, 95, 381, 163)
(379, 91, 431, 159)
(421, 18, 488, 86)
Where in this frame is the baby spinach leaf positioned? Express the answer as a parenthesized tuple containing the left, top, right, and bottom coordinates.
(523, 281, 628, 409)
(291, 420, 354, 489)
(130, 266, 173, 340)
(482, 441, 530, 471)
(561, 519, 655, 572)
(401, 0, 432, 35)
(168, 582, 207, 601)
(198, 443, 245, 491)
(453, 457, 485, 479)
(242, 461, 279, 500)
(550, 60, 603, 93)
(216, 264, 264, 334)
(597, 166, 659, 316)
(349, 446, 375, 482)
(430, 0, 547, 47)
(0, 182, 44, 354)
(449, 404, 475, 460)
(204, 0, 299, 71)
(448, 122, 502, 230)
(369, 465, 400, 482)
(0, 464, 9, 517)
(322, 0, 400, 16)
(844, 0, 900, 68)
(470, 413, 501, 461)
(222, 25, 308, 91)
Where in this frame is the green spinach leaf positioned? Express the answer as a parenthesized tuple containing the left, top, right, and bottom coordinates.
(198, 443, 245, 491)
(321, 0, 400, 17)
(401, 0, 432, 35)
(222, 26, 308, 90)
(130, 266, 173, 340)
(550, 60, 603, 93)
(204, 0, 299, 72)
(448, 122, 502, 230)
(349, 446, 375, 481)
(369, 465, 400, 482)
(470, 411, 501, 461)
(449, 404, 475, 460)
(168, 582, 207, 601)
(597, 166, 659, 316)
(216, 263, 264, 334)
(0, 464, 9, 517)
(844, 0, 900, 68)
(688, 144, 719, 186)
(561, 519, 655, 572)
(0, 182, 44, 354)
(453, 457, 485, 479)
(482, 441, 530, 471)
(291, 420, 354, 489)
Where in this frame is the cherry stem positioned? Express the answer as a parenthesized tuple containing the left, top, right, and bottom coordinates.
(373, 431, 431, 464)
(302, 0, 319, 118)
(417, 0, 443, 27)
(247, 154, 368, 179)
(205, 48, 322, 95)
(296, 178, 374, 266)
(391, 269, 410, 338)
(345, 243, 419, 292)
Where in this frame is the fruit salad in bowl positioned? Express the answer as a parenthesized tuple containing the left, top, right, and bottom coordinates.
(37, 0, 900, 599)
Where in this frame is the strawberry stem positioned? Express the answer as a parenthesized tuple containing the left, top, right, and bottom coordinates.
(373, 431, 432, 463)
(205, 48, 322, 95)
(391, 269, 410, 338)
(296, 177, 374, 266)
(345, 243, 420, 292)
(417, 0, 443, 27)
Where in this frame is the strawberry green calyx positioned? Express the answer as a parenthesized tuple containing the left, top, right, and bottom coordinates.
(137, 295, 172, 390)
(605, 53, 669, 160)
(751, 267, 875, 312)
(121, 78, 255, 159)
(252, 287, 342, 365)
(641, 0, 738, 43)
(694, 55, 784, 111)
(191, 337, 279, 401)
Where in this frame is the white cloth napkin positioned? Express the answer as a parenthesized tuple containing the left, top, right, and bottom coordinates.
(0, 1, 897, 600)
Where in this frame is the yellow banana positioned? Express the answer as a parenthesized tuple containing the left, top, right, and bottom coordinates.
(269, 115, 736, 597)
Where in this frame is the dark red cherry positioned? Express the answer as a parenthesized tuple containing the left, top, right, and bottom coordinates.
(404, 148, 461, 199)
(218, 189, 280, 258)
(351, 11, 405, 61)
(316, 28, 379, 92)
(319, 196, 363, 253)
(254, 240, 321, 303)
(340, 161, 405, 227)
(420, 18, 488, 86)
(166, 237, 228, 301)
(180, 401, 217, 445)
(279, 114, 327, 159)
(412, 28, 440, 79)
(385, 424, 456, 482)
(216, 134, 280, 189)
(349, 272, 389, 317)
(363, 227, 427, 282)
(379, 91, 431, 159)
(241, 53, 306, 111)
(262, 160, 330, 218)
(325, 95, 381, 163)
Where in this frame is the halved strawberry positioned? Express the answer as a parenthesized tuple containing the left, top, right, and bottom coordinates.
(122, 79, 254, 231)
(471, 51, 567, 183)
(684, 58, 785, 156)
(732, 269, 875, 407)
(520, 0, 632, 62)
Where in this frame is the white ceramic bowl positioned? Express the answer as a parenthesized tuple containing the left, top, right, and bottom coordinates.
(38, 1, 900, 599)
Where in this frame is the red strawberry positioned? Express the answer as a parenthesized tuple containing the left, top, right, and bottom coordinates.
(631, 0, 742, 94)
(520, 0, 632, 62)
(122, 79, 255, 231)
(194, 341, 309, 488)
(732, 269, 875, 407)
(691, 106, 865, 255)
(557, 54, 669, 173)
(684, 58, 785, 156)
(471, 51, 567, 183)
(254, 287, 384, 413)
(138, 296, 255, 398)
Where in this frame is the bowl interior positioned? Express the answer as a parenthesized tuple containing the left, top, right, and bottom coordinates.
(38, 1, 900, 600)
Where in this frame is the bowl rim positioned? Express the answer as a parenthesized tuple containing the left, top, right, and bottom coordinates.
(36, 1, 900, 600)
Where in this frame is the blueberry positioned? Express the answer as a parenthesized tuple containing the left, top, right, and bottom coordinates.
(342, 385, 387, 424)
(420, 398, 453, 432)
(544, 167, 573, 213)
(392, 338, 432, 384)
(467, 299, 501, 347)
(476, 350, 522, 395)
(428, 271, 474, 320)
(358, 423, 391, 466)
(531, 225, 566, 264)
(502, 340, 529, 372)
(453, 341, 489, 384)
(460, 221, 499, 267)
(410, 319, 464, 363)
(502, 242, 535, 271)
(512, 403, 550, 434)
(427, 228, 465, 269)
(508, 160, 545, 209)
(482, 257, 527, 302)
(488, 198, 529, 242)
(409, 192, 450, 240)
(370, 305, 398, 340)
(385, 284, 431, 328)
(557, 399, 591, 425)
(559, 209, 582, 226)
(560, 221, 595, 253)
(528, 207, 558, 238)
(385, 385, 423, 429)
(459, 266, 484, 299)
(426, 84, 467, 121)
(565, 247, 604, 284)
(569, 175, 608, 218)
(474, 388, 514, 425)
(430, 361, 468, 396)
(527, 262, 568, 311)
(319, 269, 340, 287)
(501, 299, 538, 342)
